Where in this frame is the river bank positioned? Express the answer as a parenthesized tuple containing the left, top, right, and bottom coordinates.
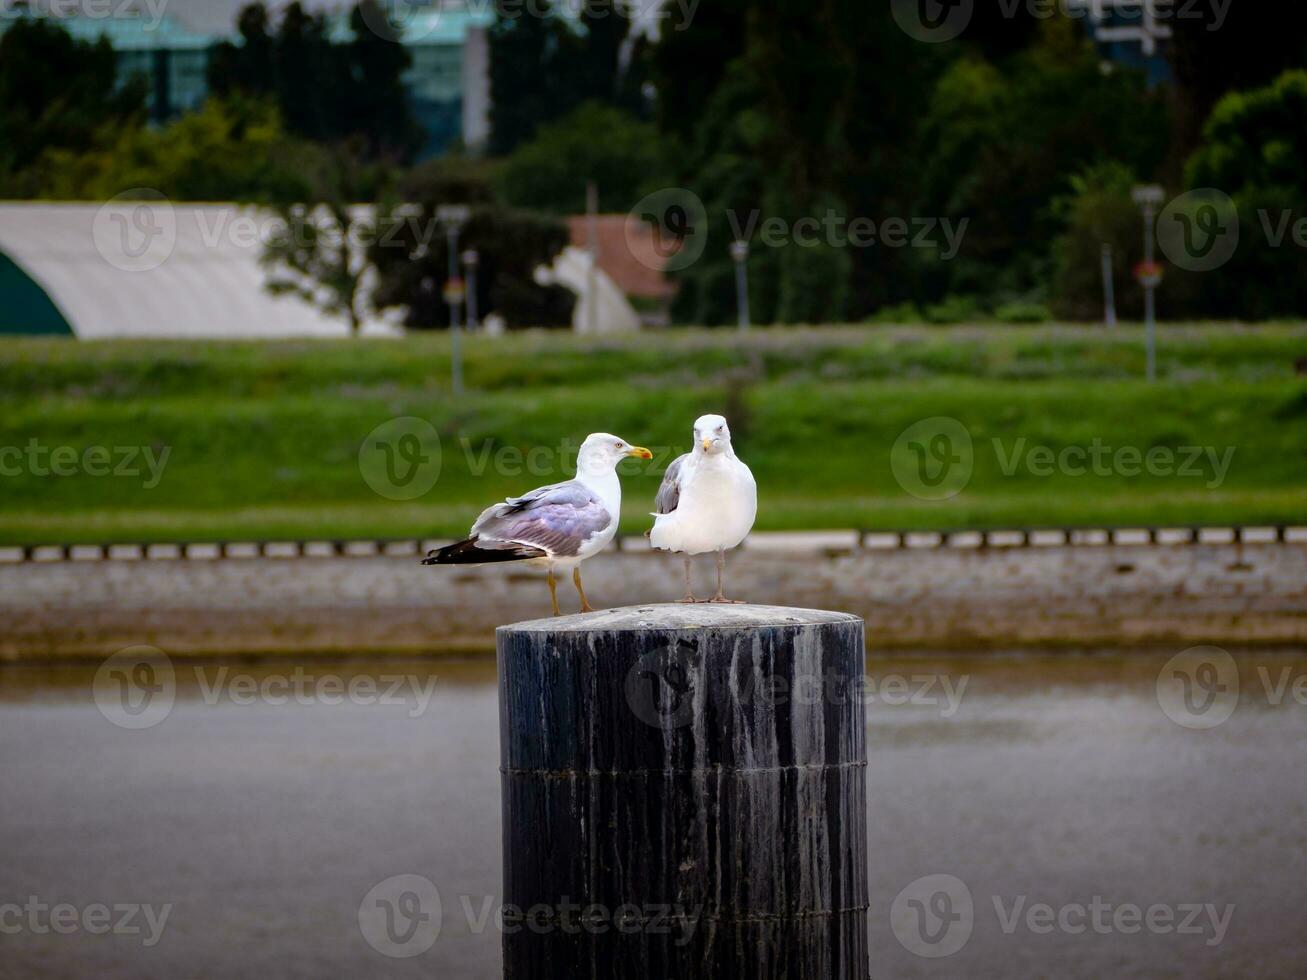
(3, 535, 1303, 660)
(4, 326, 1305, 544)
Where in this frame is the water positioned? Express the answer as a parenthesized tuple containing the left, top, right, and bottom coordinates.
(1, 652, 1305, 979)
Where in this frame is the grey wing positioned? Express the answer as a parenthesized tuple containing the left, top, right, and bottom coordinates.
(653, 453, 689, 514)
(470, 480, 612, 557)
(470, 480, 567, 532)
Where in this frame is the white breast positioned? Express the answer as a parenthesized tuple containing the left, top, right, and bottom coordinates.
(571, 470, 622, 562)
(649, 454, 757, 556)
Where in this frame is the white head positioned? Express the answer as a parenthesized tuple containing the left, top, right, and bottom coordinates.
(576, 432, 652, 478)
(694, 414, 733, 456)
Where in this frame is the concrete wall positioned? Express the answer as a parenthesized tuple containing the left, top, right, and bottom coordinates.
(2, 541, 1303, 660)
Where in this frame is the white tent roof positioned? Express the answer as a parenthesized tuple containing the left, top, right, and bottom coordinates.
(0, 202, 399, 339)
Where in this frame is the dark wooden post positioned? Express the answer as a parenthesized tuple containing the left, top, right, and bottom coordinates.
(497, 604, 869, 979)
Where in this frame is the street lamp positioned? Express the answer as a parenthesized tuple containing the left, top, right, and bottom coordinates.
(1101, 244, 1117, 329)
(1132, 185, 1165, 382)
(729, 239, 750, 332)
(461, 249, 480, 331)
(437, 204, 471, 396)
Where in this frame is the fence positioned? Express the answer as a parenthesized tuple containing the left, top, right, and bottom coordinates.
(2, 524, 1302, 564)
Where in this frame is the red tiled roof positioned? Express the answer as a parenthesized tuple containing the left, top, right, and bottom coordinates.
(567, 215, 679, 301)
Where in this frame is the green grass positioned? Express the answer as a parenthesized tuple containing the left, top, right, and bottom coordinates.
(1, 324, 1304, 544)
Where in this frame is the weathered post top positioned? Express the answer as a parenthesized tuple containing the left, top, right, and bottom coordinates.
(497, 603, 870, 980)
(499, 602, 861, 634)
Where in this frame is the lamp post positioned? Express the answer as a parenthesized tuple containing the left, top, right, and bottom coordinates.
(437, 204, 471, 397)
(461, 249, 480, 331)
(729, 239, 751, 331)
(1101, 243, 1117, 329)
(1132, 185, 1165, 382)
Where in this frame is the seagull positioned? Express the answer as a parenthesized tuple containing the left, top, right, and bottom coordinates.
(649, 414, 757, 603)
(422, 433, 652, 616)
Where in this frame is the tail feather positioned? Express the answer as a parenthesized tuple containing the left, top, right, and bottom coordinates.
(421, 537, 546, 565)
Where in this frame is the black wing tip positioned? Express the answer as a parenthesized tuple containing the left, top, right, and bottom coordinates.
(421, 538, 546, 565)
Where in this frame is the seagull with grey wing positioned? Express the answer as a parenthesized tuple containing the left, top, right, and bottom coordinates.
(649, 414, 757, 603)
(422, 433, 652, 616)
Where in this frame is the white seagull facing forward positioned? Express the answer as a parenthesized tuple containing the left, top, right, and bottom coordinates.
(649, 414, 757, 603)
(422, 433, 652, 616)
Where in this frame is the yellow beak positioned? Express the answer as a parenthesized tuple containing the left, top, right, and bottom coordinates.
(626, 446, 653, 459)
(702, 438, 712, 451)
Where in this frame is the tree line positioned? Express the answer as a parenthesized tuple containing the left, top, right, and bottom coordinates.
(3, 1, 1307, 325)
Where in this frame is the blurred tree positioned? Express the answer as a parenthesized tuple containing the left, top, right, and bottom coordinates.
(273, 3, 337, 143)
(655, 0, 938, 324)
(837, 1, 946, 315)
(745, 0, 852, 203)
(209, 1, 419, 161)
(661, 59, 778, 325)
(1053, 70, 1307, 324)
(1169, 6, 1307, 166)
(488, 0, 572, 155)
(958, 0, 1041, 62)
(261, 147, 390, 334)
(40, 97, 320, 204)
(495, 102, 667, 214)
(1180, 70, 1307, 319)
(565, 0, 649, 117)
(488, 0, 648, 155)
(1194, 184, 1307, 319)
(0, 18, 146, 195)
(774, 208, 854, 324)
(370, 159, 574, 329)
(399, 155, 500, 208)
(1186, 70, 1307, 196)
(343, 2, 423, 160)
(647, 0, 748, 143)
(913, 18, 1168, 305)
(1050, 162, 1143, 320)
(208, 4, 277, 99)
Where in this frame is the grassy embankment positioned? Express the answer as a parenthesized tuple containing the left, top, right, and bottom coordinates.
(0, 324, 1304, 544)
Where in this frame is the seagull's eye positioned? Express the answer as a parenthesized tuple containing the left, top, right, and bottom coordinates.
(716, 426, 724, 433)
(614, 442, 623, 449)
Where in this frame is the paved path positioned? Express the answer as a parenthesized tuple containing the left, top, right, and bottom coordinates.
(3, 539, 1304, 659)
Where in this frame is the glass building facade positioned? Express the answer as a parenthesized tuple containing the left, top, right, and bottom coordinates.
(0, 1, 492, 153)
(0, 4, 217, 123)
(1066, 0, 1174, 86)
